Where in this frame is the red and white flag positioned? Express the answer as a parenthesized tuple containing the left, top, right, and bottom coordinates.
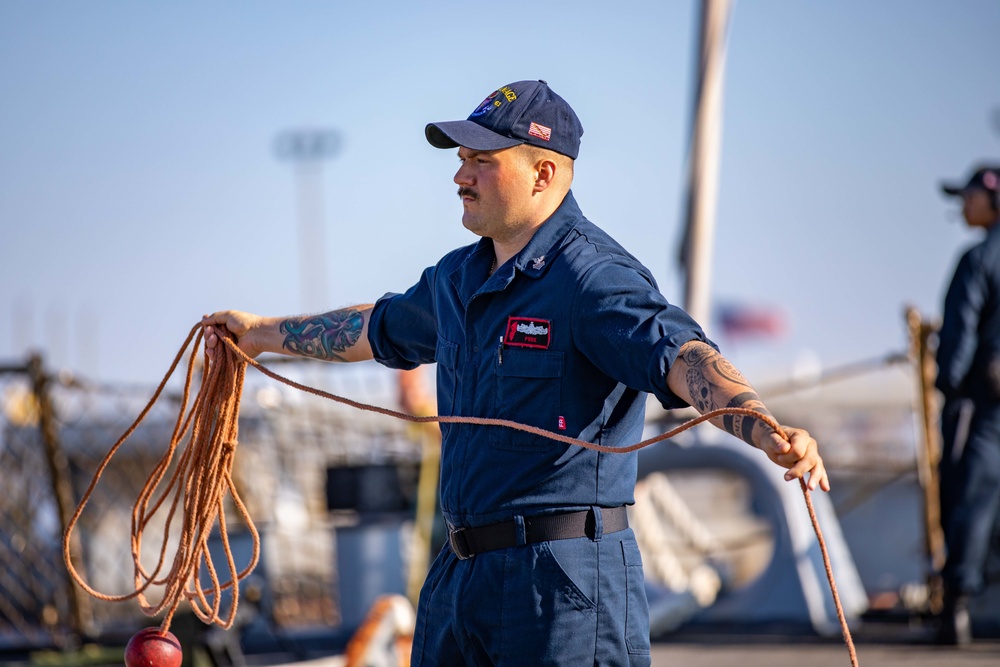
(528, 122, 552, 141)
(715, 302, 787, 340)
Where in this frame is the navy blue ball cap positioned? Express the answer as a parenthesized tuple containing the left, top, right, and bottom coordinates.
(942, 165, 1000, 197)
(425, 80, 584, 159)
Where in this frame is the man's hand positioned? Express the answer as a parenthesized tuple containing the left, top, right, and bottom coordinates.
(201, 310, 271, 360)
(757, 425, 830, 492)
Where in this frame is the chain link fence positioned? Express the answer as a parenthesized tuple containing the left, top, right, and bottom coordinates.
(0, 353, 425, 654)
(0, 359, 69, 649)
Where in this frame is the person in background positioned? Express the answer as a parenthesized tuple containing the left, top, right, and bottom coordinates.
(936, 164, 1000, 646)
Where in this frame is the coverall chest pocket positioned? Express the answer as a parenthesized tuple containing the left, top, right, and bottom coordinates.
(435, 338, 460, 416)
(492, 348, 564, 451)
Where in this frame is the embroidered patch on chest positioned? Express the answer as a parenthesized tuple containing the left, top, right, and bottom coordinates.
(505, 316, 552, 349)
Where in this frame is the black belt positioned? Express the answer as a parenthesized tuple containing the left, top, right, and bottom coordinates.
(447, 506, 629, 560)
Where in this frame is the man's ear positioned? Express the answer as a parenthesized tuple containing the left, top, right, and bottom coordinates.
(533, 158, 557, 192)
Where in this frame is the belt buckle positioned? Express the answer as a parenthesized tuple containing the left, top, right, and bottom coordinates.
(448, 526, 473, 560)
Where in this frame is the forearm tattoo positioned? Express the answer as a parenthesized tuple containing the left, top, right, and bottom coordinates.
(680, 344, 773, 447)
(279, 309, 364, 361)
(724, 392, 771, 447)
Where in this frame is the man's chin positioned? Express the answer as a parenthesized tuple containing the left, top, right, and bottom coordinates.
(462, 216, 487, 236)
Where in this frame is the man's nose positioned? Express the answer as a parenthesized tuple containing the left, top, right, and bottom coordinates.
(454, 163, 473, 186)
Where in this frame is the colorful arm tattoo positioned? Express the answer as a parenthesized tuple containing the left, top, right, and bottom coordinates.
(279, 309, 364, 361)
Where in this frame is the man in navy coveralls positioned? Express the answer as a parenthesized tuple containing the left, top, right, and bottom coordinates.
(204, 80, 829, 666)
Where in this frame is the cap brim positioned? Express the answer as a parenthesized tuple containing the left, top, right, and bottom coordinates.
(941, 182, 965, 196)
(425, 120, 524, 152)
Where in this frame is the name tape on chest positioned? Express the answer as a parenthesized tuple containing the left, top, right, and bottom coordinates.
(504, 316, 552, 349)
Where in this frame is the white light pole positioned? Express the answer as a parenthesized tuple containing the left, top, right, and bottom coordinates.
(275, 129, 341, 312)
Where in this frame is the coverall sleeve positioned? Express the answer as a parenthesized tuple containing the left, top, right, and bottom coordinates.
(367, 264, 440, 370)
(570, 259, 716, 410)
(936, 249, 987, 398)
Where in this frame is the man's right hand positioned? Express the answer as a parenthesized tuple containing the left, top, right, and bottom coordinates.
(201, 310, 273, 360)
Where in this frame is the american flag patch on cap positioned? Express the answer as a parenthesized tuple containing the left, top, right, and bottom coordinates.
(528, 122, 552, 141)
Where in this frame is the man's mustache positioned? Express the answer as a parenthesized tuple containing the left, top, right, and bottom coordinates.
(457, 187, 478, 201)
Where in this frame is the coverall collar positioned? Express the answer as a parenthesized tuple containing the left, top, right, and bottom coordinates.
(450, 190, 583, 307)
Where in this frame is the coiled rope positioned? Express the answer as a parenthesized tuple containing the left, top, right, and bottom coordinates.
(64, 323, 858, 666)
(64, 324, 258, 634)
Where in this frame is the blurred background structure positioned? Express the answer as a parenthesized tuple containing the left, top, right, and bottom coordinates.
(0, 355, 427, 663)
(2, 323, 999, 663)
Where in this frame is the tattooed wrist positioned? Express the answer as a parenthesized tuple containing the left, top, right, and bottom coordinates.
(724, 392, 771, 447)
(279, 310, 364, 361)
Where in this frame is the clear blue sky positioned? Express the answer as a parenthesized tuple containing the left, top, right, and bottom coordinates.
(1, 1, 998, 385)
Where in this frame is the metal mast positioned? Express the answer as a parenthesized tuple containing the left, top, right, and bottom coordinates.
(680, 0, 734, 329)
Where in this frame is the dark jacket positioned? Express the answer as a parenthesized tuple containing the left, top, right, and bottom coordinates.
(936, 222, 1000, 403)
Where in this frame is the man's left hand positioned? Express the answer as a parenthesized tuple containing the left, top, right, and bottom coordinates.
(757, 426, 830, 492)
